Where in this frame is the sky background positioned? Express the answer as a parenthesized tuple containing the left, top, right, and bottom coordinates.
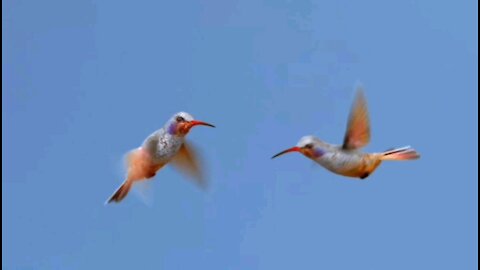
(3, 0, 478, 269)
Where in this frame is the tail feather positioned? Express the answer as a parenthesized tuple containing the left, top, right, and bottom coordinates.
(105, 180, 133, 204)
(105, 147, 157, 205)
(380, 146, 420, 161)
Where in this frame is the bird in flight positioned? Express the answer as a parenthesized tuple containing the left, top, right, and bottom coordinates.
(272, 88, 420, 179)
(106, 112, 215, 204)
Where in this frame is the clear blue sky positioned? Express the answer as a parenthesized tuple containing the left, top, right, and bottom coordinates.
(3, 0, 478, 269)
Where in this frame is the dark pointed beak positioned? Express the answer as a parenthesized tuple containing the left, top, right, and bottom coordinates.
(189, 120, 215, 128)
(271, 146, 301, 159)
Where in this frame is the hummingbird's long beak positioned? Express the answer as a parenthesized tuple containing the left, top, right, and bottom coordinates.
(178, 120, 215, 135)
(189, 120, 215, 128)
(271, 147, 301, 159)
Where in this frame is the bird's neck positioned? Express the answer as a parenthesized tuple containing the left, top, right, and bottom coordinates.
(304, 147, 326, 159)
(167, 122, 177, 135)
(313, 147, 326, 158)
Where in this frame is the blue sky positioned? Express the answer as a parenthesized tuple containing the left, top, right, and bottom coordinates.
(3, 0, 478, 269)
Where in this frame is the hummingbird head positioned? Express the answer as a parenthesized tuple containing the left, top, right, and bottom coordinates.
(271, 136, 325, 160)
(168, 112, 215, 137)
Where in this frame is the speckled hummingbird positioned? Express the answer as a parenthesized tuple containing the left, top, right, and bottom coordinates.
(106, 112, 215, 204)
(272, 88, 420, 179)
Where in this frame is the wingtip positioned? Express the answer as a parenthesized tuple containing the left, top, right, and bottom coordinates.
(354, 82, 365, 93)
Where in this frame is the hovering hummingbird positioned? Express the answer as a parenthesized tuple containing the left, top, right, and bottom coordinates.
(272, 88, 420, 179)
(106, 112, 215, 204)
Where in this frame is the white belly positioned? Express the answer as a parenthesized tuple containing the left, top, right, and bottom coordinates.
(315, 151, 380, 178)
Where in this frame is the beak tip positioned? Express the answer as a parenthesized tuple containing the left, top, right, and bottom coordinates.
(271, 147, 300, 159)
(191, 120, 215, 128)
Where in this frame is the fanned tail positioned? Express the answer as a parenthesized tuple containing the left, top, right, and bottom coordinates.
(380, 146, 420, 161)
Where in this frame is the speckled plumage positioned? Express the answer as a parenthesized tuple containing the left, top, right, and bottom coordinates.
(142, 112, 194, 163)
(106, 112, 214, 204)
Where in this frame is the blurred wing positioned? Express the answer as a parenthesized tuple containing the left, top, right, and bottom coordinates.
(132, 181, 154, 207)
(342, 88, 371, 150)
(171, 141, 207, 189)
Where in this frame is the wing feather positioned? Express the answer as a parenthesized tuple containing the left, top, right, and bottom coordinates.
(342, 88, 371, 150)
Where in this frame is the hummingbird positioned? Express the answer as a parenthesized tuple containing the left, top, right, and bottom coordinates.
(106, 112, 215, 204)
(272, 88, 420, 179)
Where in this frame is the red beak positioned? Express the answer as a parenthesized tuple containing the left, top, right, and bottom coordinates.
(189, 120, 215, 128)
(271, 147, 301, 159)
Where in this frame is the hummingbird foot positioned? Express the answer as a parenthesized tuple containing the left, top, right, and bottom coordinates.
(360, 173, 370, 179)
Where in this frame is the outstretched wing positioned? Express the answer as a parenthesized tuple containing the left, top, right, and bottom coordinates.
(170, 141, 207, 189)
(342, 88, 371, 150)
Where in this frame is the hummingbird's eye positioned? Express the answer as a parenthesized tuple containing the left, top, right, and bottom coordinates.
(176, 116, 185, 122)
(304, 143, 313, 149)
